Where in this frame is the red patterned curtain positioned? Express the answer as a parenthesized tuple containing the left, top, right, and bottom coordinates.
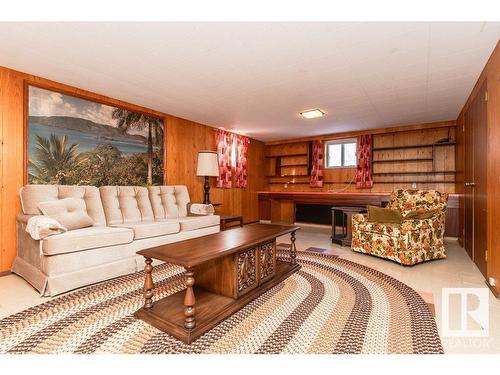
(216, 129, 233, 188)
(355, 134, 373, 189)
(309, 140, 324, 187)
(234, 135, 250, 188)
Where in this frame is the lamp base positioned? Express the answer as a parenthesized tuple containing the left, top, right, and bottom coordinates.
(203, 176, 211, 204)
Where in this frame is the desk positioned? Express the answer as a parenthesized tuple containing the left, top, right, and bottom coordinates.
(257, 191, 460, 237)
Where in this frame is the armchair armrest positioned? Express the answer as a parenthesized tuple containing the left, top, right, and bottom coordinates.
(352, 213, 368, 225)
(400, 213, 445, 240)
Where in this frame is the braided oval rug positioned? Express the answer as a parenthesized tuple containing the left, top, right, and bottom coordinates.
(0, 252, 443, 354)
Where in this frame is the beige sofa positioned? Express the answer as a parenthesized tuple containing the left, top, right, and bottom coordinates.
(12, 185, 220, 296)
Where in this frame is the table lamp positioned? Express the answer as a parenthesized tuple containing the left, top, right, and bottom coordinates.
(196, 150, 219, 204)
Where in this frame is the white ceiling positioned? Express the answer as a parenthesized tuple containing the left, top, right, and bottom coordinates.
(0, 22, 499, 141)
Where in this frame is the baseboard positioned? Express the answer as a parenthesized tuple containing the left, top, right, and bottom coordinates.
(244, 220, 259, 225)
(486, 280, 499, 299)
(0, 271, 12, 277)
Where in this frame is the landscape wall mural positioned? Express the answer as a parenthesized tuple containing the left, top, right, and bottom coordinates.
(27, 86, 164, 186)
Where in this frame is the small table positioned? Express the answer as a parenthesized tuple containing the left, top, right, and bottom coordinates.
(331, 206, 366, 247)
(220, 215, 243, 231)
(134, 223, 300, 344)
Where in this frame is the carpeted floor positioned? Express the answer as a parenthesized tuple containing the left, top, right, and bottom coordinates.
(0, 251, 443, 354)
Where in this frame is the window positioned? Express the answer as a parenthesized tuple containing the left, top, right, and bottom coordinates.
(325, 138, 357, 168)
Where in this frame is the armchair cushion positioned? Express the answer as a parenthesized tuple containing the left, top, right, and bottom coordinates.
(366, 205, 403, 224)
(403, 209, 437, 220)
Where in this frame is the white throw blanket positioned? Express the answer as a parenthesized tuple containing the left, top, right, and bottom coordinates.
(26, 215, 67, 240)
(188, 203, 215, 216)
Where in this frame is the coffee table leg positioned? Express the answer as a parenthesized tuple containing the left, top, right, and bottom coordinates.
(290, 230, 297, 264)
(184, 267, 196, 329)
(143, 257, 154, 309)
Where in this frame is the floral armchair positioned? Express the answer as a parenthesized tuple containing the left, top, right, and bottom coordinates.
(351, 189, 449, 266)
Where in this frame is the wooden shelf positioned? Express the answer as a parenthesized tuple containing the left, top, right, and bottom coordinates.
(268, 182, 310, 185)
(372, 170, 456, 176)
(277, 174, 309, 177)
(373, 180, 456, 184)
(372, 141, 456, 151)
(372, 158, 433, 163)
(265, 153, 308, 158)
(279, 163, 308, 167)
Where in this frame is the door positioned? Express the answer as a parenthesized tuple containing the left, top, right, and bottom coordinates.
(464, 100, 474, 257)
(473, 82, 488, 277)
(464, 80, 488, 277)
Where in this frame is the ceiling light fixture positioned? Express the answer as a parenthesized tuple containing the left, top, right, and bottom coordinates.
(299, 109, 325, 119)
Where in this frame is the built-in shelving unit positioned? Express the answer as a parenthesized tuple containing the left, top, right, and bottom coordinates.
(372, 126, 456, 188)
(372, 141, 456, 151)
(263, 123, 457, 192)
(264, 141, 311, 181)
(373, 170, 456, 176)
(265, 153, 308, 158)
(372, 158, 433, 163)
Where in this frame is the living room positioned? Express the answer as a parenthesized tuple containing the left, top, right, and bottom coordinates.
(1, 0, 500, 371)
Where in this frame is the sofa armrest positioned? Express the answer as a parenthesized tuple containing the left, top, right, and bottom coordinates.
(17, 213, 37, 224)
(187, 203, 215, 216)
(15, 217, 43, 269)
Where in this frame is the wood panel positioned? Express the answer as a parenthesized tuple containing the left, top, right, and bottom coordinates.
(264, 123, 456, 194)
(164, 115, 266, 222)
(265, 120, 456, 145)
(259, 191, 460, 237)
(270, 199, 295, 224)
(456, 41, 500, 295)
(0, 65, 266, 272)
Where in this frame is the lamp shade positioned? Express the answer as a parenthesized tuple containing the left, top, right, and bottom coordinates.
(196, 151, 219, 177)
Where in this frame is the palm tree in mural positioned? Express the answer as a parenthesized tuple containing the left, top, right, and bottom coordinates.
(111, 108, 163, 185)
(29, 134, 85, 184)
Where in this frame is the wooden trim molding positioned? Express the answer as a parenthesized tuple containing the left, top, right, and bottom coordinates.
(22, 79, 169, 185)
(265, 120, 456, 145)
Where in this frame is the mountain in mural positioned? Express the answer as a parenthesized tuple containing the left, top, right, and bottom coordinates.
(29, 116, 148, 143)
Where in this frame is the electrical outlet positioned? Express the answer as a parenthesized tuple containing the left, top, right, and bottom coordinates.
(411, 182, 417, 189)
(489, 277, 496, 287)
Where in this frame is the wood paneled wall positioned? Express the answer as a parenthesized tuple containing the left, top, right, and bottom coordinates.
(264, 121, 456, 194)
(456, 42, 500, 295)
(0, 66, 265, 272)
(165, 115, 266, 223)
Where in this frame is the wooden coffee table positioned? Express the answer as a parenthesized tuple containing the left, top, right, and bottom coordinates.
(134, 223, 300, 344)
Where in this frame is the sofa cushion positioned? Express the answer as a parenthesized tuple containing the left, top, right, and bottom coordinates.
(112, 221, 180, 240)
(41, 226, 134, 256)
(38, 197, 94, 230)
(176, 215, 220, 231)
(149, 185, 190, 219)
(100, 186, 154, 225)
(20, 185, 107, 226)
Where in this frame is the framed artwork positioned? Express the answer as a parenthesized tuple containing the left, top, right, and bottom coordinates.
(27, 85, 164, 186)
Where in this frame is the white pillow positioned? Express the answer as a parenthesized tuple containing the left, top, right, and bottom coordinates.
(38, 197, 94, 231)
